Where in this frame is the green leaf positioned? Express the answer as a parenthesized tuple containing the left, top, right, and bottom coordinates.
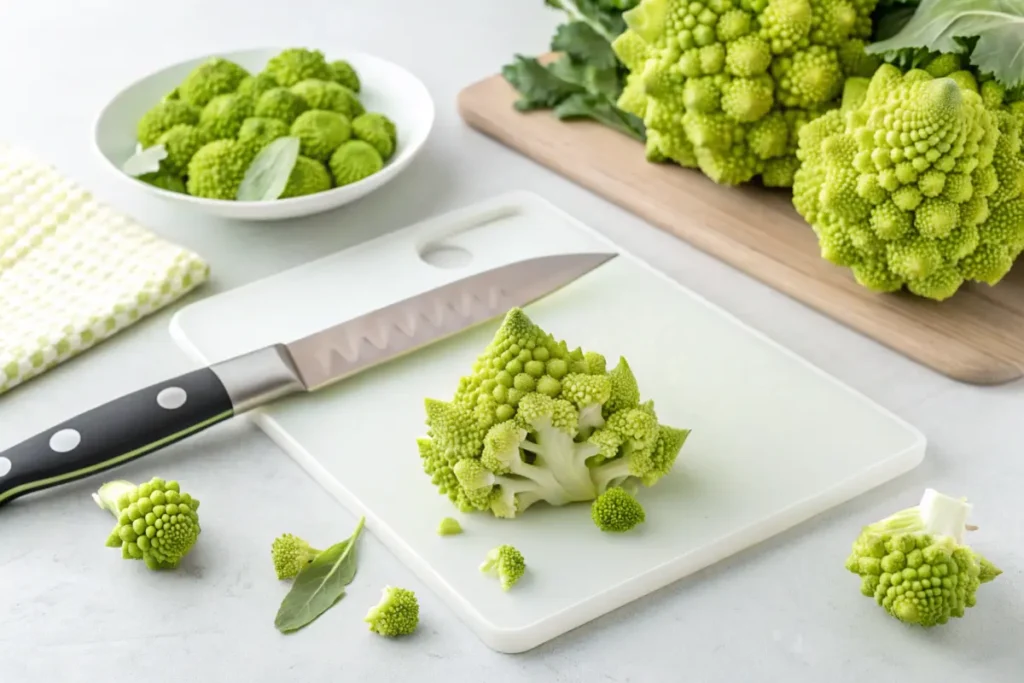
(122, 144, 167, 177)
(548, 54, 622, 100)
(545, 0, 634, 42)
(274, 517, 365, 633)
(553, 92, 646, 140)
(236, 136, 300, 201)
(866, 0, 1024, 88)
(551, 21, 619, 70)
(502, 55, 585, 111)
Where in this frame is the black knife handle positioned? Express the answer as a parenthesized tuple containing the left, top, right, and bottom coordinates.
(0, 368, 234, 507)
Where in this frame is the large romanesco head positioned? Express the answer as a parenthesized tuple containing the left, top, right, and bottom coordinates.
(612, 0, 881, 186)
(845, 489, 1001, 627)
(417, 308, 691, 519)
(792, 64, 1024, 300)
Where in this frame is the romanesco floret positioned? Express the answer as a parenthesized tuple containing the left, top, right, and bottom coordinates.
(280, 156, 333, 198)
(612, 0, 882, 187)
(236, 73, 279, 101)
(254, 88, 309, 125)
(237, 117, 290, 150)
(291, 79, 363, 118)
(364, 586, 420, 636)
(437, 517, 463, 536)
(329, 139, 383, 186)
(845, 489, 1001, 627)
(591, 487, 646, 532)
(416, 308, 691, 519)
(137, 100, 200, 147)
(793, 64, 1024, 300)
(198, 93, 254, 140)
(270, 533, 323, 579)
(290, 109, 352, 162)
(329, 59, 361, 92)
(179, 57, 250, 107)
(352, 112, 397, 160)
(93, 478, 201, 570)
(480, 545, 526, 591)
(263, 48, 332, 87)
(156, 124, 207, 176)
(186, 139, 257, 199)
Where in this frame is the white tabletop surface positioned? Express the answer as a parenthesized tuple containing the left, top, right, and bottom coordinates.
(0, 2, 1021, 681)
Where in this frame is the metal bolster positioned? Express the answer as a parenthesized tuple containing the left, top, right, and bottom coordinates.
(209, 345, 306, 414)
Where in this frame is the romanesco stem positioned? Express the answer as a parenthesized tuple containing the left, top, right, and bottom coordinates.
(919, 488, 971, 544)
(92, 480, 137, 517)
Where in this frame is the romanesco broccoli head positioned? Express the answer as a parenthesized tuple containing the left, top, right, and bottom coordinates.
(137, 100, 200, 147)
(290, 79, 363, 118)
(417, 308, 691, 519)
(290, 109, 352, 162)
(352, 112, 397, 160)
(93, 478, 201, 570)
(198, 93, 254, 141)
(270, 533, 323, 580)
(237, 117, 290, 150)
(329, 59, 361, 92)
(328, 139, 383, 186)
(178, 57, 250, 107)
(279, 156, 333, 198)
(591, 487, 646, 532)
(156, 123, 207, 176)
(364, 586, 420, 636)
(186, 139, 257, 199)
(845, 489, 1001, 627)
(254, 88, 310, 125)
(263, 48, 332, 87)
(792, 64, 1024, 300)
(611, 0, 882, 187)
(235, 72, 279, 102)
(480, 545, 526, 591)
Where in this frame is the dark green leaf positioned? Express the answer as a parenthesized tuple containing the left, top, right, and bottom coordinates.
(551, 21, 619, 69)
(237, 136, 300, 201)
(547, 55, 622, 100)
(871, 4, 920, 40)
(274, 517, 365, 633)
(544, 0, 629, 42)
(553, 92, 646, 140)
(502, 55, 585, 111)
(866, 0, 1024, 88)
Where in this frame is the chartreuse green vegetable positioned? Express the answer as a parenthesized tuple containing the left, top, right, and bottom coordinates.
(417, 307, 691, 521)
(270, 533, 324, 580)
(93, 477, 201, 570)
(129, 47, 399, 200)
(793, 64, 1024, 300)
(437, 517, 464, 536)
(591, 486, 646, 531)
(365, 586, 420, 636)
(481, 545, 527, 591)
(845, 489, 1001, 627)
(612, 0, 883, 186)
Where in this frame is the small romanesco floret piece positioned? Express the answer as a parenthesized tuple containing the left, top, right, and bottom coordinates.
(290, 109, 351, 162)
(198, 93, 254, 140)
(611, 0, 882, 187)
(480, 545, 526, 591)
(329, 59, 360, 92)
(329, 140, 383, 186)
(254, 88, 309, 125)
(137, 100, 200, 147)
(270, 533, 323, 579)
(156, 124, 207, 176)
(417, 308, 692, 520)
(437, 517, 463, 536)
(178, 57, 250, 107)
(291, 79, 363, 118)
(845, 489, 1001, 627)
(793, 65, 1024, 301)
(186, 139, 257, 199)
(280, 156, 332, 198)
(93, 478, 201, 570)
(352, 112, 397, 160)
(263, 48, 332, 88)
(591, 487, 647, 532)
(237, 117, 290, 150)
(364, 586, 420, 636)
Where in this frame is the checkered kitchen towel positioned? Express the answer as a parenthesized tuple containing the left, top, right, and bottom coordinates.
(0, 141, 209, 395)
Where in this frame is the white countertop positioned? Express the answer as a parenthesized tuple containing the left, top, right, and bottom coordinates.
(0, 2, 1021, 681)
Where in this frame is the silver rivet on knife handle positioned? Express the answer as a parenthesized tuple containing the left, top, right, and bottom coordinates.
(209, 344, 307, 414)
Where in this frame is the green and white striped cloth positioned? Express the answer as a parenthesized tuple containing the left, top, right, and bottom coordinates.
(0, 141, 209, 395)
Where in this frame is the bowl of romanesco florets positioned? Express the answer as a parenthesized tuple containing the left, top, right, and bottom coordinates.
(94, 47, 434, 220)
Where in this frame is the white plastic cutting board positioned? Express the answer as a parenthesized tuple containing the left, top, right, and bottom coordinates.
(169, 191, 926, 653)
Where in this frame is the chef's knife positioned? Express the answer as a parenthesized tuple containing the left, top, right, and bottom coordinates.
(0, 252, 616, 507)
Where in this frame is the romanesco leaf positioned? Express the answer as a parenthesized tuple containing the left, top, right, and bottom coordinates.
(551, 21, 620, 70)
(502, 55, 585, 111)
(554, 92, 646, 140)
(548, 56, 621, 100)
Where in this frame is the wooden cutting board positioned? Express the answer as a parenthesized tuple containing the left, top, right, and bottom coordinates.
(456, 71, 1024, 386)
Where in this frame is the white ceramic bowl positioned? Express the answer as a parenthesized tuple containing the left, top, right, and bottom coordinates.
(93, 47, 435, 221)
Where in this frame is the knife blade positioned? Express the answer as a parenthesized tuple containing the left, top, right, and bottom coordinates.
(0, 252, 616, 506)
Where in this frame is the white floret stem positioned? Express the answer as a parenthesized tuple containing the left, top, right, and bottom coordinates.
(91, 480, 137, 517)
(531, 423, 597, 502)
(505, 458, 572, 506)
(590, 458, 631, 493)
(919, 488, 971, 544)
(576, 404, 606, 440)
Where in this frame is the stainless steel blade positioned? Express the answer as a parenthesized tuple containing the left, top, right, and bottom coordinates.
(285, 252, 616, 390)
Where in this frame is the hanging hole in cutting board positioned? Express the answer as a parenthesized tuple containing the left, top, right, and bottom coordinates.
(419, 243, 473, 269)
